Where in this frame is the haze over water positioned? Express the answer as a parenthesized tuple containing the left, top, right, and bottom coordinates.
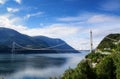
(0, 51, 89, 79)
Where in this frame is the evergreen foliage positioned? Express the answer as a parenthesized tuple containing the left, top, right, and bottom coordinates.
(60, 33, 120, 79)
(85, 52, 106, 63)
(61, 60, 96, 79)
(96, 55, 116, 79)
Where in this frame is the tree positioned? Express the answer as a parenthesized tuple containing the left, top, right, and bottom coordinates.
(112, 52, 120, 79)
(96, 55, 116, 79)
(61, 60, 96, 79)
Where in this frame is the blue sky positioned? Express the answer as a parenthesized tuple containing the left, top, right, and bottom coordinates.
(0, 0, 120, 49)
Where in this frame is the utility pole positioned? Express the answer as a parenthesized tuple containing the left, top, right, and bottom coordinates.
(90, 30, 93, 53)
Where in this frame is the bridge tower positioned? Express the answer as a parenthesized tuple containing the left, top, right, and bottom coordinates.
(90, 30, 93, 53)
(11, 42, 15, 53)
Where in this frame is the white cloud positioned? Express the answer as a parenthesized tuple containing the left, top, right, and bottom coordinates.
(14, 0, 21, 4)
(87, 14, 120, 23)
(0, 14, 27, 32)
(24, 12, 43, 19)
(100, 0, 120, 11)
(58, 16, 81, 22)
(23, 24, 79, 37)
(58, 13, 120, 24)
(57, 14, 91, 22)
(7, 7, 19, 13)
(0, 0, 6, 4)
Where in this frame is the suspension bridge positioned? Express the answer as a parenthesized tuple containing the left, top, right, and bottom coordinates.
(11, 30, 94, 54)
(11, 42, 80, 53)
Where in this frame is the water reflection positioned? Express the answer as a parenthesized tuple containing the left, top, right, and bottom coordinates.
(0, 51, 89, 79)
(0, 55, 67, 74)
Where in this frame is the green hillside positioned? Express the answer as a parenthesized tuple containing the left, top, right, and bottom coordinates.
(58, 33, 120, 79)
(97, 34, 120, 52)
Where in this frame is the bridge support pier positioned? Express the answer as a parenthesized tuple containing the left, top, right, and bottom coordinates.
(11, 42, 15, 54)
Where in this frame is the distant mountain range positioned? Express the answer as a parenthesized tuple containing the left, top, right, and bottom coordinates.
(0, 27, 79, 53)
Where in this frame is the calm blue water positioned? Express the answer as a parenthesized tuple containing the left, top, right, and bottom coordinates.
(0, 51, 89, 79)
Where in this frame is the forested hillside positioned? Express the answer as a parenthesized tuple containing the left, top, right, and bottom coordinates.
(59, 33, 120, 79)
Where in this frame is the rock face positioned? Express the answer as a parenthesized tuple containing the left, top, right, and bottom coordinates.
(0, 27, 79, 53)
(96, 34, 120, 51)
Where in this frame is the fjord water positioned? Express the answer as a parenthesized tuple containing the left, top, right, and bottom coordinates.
(0, 51, 89, 79)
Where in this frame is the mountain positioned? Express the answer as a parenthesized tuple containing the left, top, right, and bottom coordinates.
(33, 36, 78, 52)
(0, 27, 79, 53)
(96, 33, 120, 52)
(0, 28, 48, 47)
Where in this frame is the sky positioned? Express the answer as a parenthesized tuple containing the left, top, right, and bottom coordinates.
(0, 0, 120, 50)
